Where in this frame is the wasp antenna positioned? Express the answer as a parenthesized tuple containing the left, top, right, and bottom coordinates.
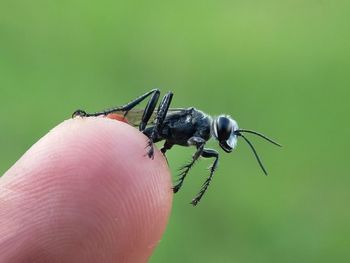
(236, 129, 282, 147)
(238, 133, 268, 175)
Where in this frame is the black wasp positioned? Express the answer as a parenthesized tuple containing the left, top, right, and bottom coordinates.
(72, 89, 281, 205)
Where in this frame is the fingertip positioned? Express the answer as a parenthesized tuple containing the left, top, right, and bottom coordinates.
(1, 117, 173, 262)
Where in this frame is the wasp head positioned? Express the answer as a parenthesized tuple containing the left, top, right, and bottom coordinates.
(212, 115, 239, 153)
(213, 114, 282, 175)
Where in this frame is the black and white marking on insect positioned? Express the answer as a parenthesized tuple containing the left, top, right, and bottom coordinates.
(72, 89, 281, 206)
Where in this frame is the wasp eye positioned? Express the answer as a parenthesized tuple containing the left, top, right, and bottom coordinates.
(216, 117, 233, 142)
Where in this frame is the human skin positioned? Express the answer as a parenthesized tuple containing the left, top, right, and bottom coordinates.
(0, 117, 173, 263)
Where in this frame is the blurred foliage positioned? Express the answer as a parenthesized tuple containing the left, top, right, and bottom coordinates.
(1, 0, 350, 262)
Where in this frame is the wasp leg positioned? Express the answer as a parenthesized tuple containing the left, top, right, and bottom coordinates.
(160, 141, 173, 164)
(72, 89, 160, 123)
(190, 149, 219, 206)
(173, 137, 206, 193)
(146, 92, 173, 159)
(139, 91, 160, 131)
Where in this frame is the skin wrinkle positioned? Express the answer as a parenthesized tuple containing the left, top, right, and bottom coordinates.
(0, 118, 173, 263)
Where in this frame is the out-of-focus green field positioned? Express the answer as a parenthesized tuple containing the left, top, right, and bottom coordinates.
(1, 1, 349, 262)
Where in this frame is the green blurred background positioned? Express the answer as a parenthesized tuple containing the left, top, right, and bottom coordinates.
(1, 0, 349, 262)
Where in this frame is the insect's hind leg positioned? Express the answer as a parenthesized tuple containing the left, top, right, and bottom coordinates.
(139, 90, 160, 131)
(72, 89, 160, 127)
(146, 91, 173, 159)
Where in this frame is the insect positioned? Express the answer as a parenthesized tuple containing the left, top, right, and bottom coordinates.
(72, 89, 281, 205)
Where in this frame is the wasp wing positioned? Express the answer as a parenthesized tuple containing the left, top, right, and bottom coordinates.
(109, 108, 185, 128)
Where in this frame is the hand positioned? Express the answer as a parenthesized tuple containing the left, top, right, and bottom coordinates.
(0, 117, 172, 263)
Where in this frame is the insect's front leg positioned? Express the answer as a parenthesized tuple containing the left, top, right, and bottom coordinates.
(191, 148, 219, 206)
(72, 89, 160, 124)
(173, 137, 206, 193)
(146, 92, 173, 159)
